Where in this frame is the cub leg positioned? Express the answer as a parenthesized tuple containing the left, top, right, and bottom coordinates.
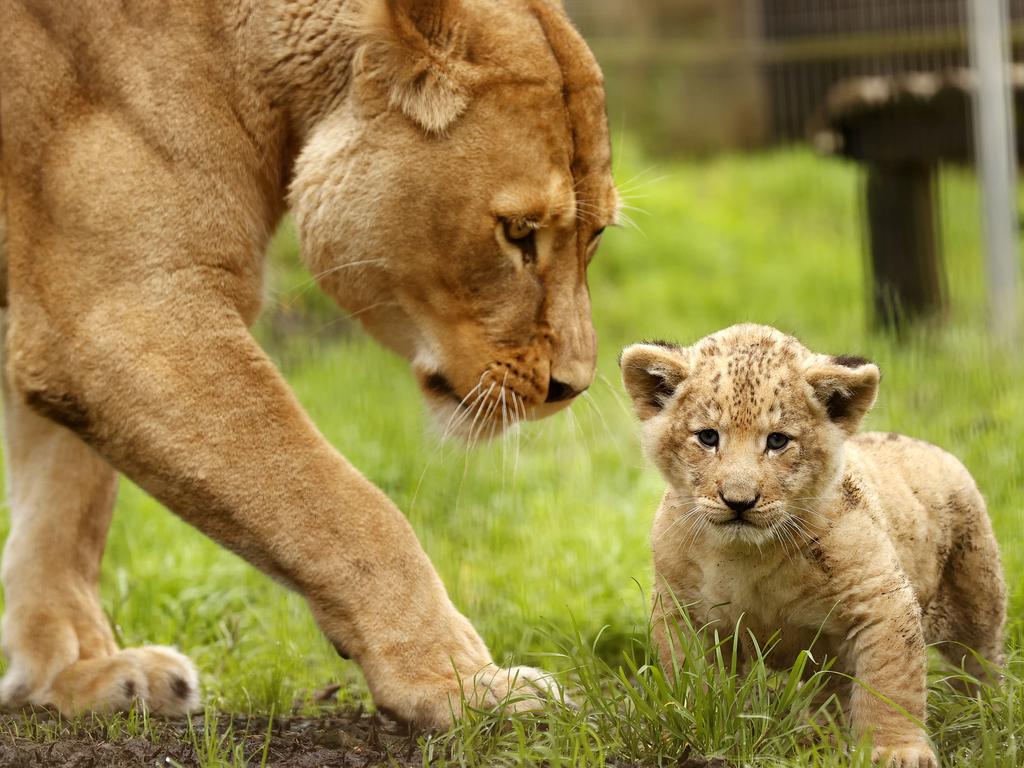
(651, 589, 683, 672)
(650, 587, 726, 679)
(0, 314, 198, 716)
(842, 569, 937, 768)
(923, 489, 1006, 684)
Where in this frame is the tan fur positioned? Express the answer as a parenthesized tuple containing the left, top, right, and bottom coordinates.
(621, 325, 1006, 767)
(0, 0, 616, 726)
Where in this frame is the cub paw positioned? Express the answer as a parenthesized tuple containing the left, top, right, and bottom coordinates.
(871, 742, 938, 768)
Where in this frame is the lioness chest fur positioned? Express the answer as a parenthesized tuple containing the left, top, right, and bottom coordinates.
(620, 324, 1006, 768)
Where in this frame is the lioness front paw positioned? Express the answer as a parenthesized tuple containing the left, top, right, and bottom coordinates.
(120, 645, 200, 715)
(4, 646, 200, 718)
(380, 664, 563, 730)
(871, 741, 938, 768)
(472, 664, 565, 711)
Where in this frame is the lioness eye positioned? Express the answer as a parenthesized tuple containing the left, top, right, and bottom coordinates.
(767, 433, 790, 451)
(696, 429, 719, 448)
(504, 219, 534, 242)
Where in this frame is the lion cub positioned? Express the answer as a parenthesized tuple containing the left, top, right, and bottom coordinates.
(620, 324, 1005, 768)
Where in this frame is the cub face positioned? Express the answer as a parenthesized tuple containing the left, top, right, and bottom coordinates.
(620, 324, 880, 548)
(290, 0, 618, 438)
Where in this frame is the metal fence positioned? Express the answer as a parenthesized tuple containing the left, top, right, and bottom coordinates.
(564, 0, 1024, 151)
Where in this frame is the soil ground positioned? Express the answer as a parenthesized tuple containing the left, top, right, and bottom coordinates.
(0, 709, 728, 767)
(0, 710, 417, 768)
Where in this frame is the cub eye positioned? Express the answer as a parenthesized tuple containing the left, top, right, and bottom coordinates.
(766, 432, 790, 451)
(696, 429, 719, 448)
(503, 219, 534, 242)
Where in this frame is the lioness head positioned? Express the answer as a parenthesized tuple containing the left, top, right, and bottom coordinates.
(289, 0, 617, 438)
(620, 325, 880, 548)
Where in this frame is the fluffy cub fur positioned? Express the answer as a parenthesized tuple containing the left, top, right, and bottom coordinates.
(620, 324, 1006, 768)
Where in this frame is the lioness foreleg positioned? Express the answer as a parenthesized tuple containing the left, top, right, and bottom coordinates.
(0, 314, 198, 715)
(6, 290, 551, 728)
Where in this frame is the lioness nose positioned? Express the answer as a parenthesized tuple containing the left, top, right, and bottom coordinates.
(720, 493, 760, 514)
(545, 377, 586, 403)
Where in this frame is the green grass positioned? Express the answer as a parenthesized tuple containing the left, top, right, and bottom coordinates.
(1, 147, 1022, 766)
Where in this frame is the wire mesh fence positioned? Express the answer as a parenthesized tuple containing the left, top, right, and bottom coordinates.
(564, 0, 1024, 152)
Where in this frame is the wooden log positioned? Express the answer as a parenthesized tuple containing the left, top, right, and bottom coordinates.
(865, 163, 947, 328)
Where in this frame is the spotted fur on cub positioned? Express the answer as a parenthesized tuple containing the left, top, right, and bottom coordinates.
(620, 324, 1006, 768)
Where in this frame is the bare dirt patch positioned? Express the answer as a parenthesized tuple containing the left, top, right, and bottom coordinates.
(0, 708, 730, 767)
(0, 710, 419, 768)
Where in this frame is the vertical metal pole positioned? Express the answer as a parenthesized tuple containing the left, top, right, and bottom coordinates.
(968, 0, 1019, 341)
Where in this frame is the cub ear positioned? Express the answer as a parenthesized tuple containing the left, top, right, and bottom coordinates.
(355, 0, 472, 134)
(804, 354, 880, 435)
(619, 343, 689, 421)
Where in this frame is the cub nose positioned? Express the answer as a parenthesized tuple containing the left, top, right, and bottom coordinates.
(545, 377, 586, 403)
(720, 493, 760, 514)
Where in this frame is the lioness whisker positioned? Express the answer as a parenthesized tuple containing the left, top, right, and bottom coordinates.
(465, 382, 496, 450)
(579, 391, 628, 463)
(312, 300, 400, 334)
(307, 258, 388, 284)
(512, 392, 524, 478)
(615, 189, 659, 202)
(610, 169, 667, 193)
(617, 202, 651, 217)
(595, 373, 636, 421)
(439, 374, 491, 442)
(268, 259, 389, 308)
(438, 376, 487, 440)
(617, 177, 668, 196)
(476, 392, 502, 447)
(615, 210, 644, 235)
(499, 371, 509, 480)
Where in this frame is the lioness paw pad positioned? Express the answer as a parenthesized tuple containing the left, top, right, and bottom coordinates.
(120, 646, 200, 716)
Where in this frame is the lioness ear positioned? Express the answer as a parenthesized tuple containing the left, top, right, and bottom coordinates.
(805, 355, 880, 435)
(619, 343, 689, 421)
(355, 0, 472, 134)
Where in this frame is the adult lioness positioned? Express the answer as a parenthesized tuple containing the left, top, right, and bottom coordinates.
(0, 0, 616, 727)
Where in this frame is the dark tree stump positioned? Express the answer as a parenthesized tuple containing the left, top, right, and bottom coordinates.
(865, 163, 946, 327)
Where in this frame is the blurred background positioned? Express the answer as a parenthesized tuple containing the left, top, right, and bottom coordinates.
(565, 0, 1022, 153)
(561, 0, 1023, 334)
